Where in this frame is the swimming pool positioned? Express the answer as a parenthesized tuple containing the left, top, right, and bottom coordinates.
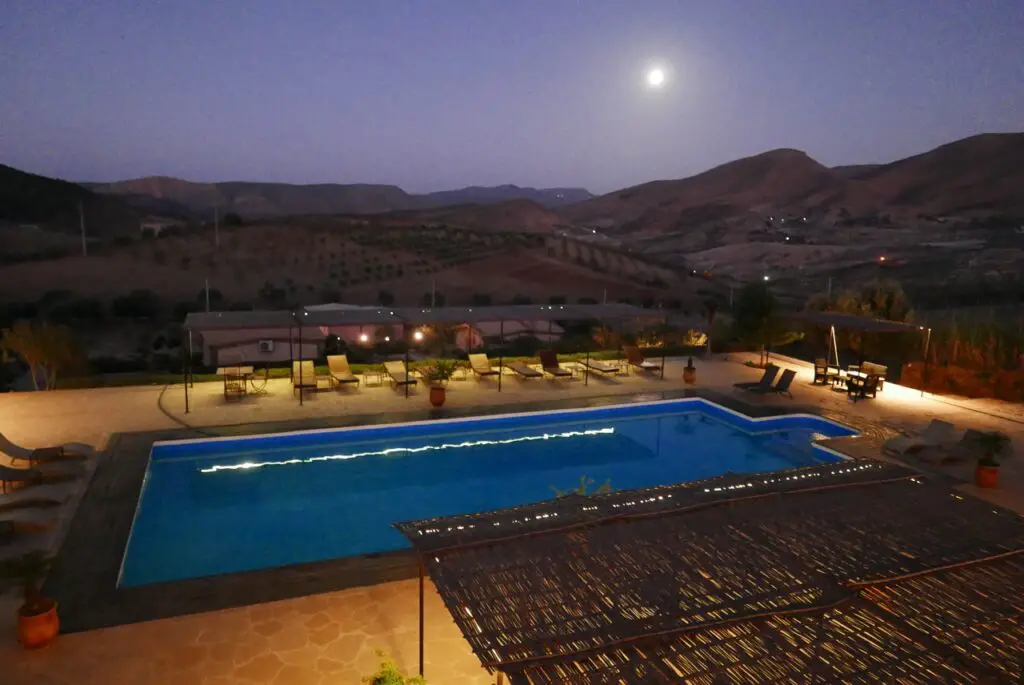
(119, 399, 856, 586)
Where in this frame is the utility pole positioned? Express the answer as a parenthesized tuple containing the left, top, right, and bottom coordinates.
(826, 276, 832, 297)
(214, 206, 220, 248)
(205, 278, 211, 312)
(79, 201, 87, 257)
(431, 278, 436, 307)
(602, 288, 607, 305)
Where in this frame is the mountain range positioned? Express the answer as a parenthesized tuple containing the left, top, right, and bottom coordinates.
(83, 178, 593, 218)
(2, 132, 1021, 240)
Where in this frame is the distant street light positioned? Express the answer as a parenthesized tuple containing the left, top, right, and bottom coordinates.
(413, 330, 424, 342)
(359, 333, 369, 343)
(763, 275, 770, 282)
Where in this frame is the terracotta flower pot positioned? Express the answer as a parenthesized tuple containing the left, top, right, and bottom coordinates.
(975, 464, 999, 489)
(17, 599, 59, 649)
(429, 385, 446, 407)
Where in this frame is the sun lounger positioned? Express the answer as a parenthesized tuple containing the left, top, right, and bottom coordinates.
(384, 361, 418, 388)
(582, 358, 618, 374)
(882, 419, 957, 457)
(0, 461, 83, 490)
(327, 355, 360, 388)
(538, 350, 573, 378)
(733, 364, 779, 390)
(913, 429, 993, 465)
(0, 507, 59, 531)
(469, 354, 499, 377)
(292, 360, 318, 394)
(748, 368, 796, 398)
(623, 345, 660, 372)
(0, 432, 95, 465)
(0, 483, 74, 511)
(505, 361, 542, 379)
(0, 532, 55, 562)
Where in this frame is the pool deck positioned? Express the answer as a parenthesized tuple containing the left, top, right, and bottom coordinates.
(2, 355, 1023, 684)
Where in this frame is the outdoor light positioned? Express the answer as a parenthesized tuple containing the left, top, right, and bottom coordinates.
(879, 256, 887, 262)
(384, 336, 391, 342)
(359, 333, 369, 343)
(763, 275, 770, 282)
(413, 330, 424, 342)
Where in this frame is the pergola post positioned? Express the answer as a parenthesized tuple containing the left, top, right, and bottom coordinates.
(498, 320, 504, 392)
(829, 325, 840, 370)
(660, 315, 666, 379)
(182, 325, 190, 414)
(418, 555, 425, 676)
(298, 315, 304, 407)
(405, 332, 411, 399)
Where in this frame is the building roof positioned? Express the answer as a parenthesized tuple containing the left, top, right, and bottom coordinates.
(396, 461, 1024, 683)
(183, 310, 296, 330)
(788, 311, 927, 333)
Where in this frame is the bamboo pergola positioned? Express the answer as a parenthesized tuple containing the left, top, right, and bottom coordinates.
(396, 461, 1024, 683)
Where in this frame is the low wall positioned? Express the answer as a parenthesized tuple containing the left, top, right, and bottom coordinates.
(901, 362, 1024, 402)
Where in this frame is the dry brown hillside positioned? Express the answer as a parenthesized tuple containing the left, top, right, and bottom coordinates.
(0, 221, 698, 308)
(381, 199, 562, 234)
(853, 133, 1024, 215)
(561, 149, 842, 234)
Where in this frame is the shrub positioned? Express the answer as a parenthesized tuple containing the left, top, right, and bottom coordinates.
(112, 289, 162, 320)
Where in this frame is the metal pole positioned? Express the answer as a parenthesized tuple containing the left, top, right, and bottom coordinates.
(205, 278, 210, 312)
(405, 333, 410, 399)
(183, 326, 190, 414)
(79, 201, 87, 257)
(298, 316, 304, 406)
(921, 327, 932, 398)
(418, 556, 425, 676)
(830, 325, 840, 370)
(188, 329, 194, 388)
(498, 320, 503, 392)
(214, 206, 219, 248)
(660, 316, 666, 379)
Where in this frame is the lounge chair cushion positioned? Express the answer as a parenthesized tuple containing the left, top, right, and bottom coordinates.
(506, 362, 542, 378)
(469, 354, 499, 376)
(882, 419, 956, 456)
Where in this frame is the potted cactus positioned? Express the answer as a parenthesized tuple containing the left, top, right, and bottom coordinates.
(974, 431, 1011, 489)
(423, 359, 458, 407)
(0, 551, 59, 649)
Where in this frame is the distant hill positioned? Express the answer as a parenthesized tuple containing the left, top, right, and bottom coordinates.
(86, 177, 593, 218)
(560, 148, 842, 234)
(380, 198, 564, 234)
(0, 164, 141, 237)
(561, 133, 1024, 233)
(423, 185, 592, 208)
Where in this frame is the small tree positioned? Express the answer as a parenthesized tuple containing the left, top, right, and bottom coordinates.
(363, 651, 426, 684)
(734, 283, 801, 366)
(1, 320, 80, 390)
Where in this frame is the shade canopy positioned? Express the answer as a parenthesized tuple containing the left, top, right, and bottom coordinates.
(397, 461, 1024, 683)
(788, 311, 926, 333)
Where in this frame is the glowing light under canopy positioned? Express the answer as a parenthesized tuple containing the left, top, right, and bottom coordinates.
(199, 427, 616, 474)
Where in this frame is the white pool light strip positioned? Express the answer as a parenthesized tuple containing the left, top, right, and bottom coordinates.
(199, 427, 616, 473)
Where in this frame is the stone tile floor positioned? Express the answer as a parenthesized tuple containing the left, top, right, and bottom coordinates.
(1, 355, 1022, 684)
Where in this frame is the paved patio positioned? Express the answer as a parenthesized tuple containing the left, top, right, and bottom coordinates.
(1, 356, 1022, 684)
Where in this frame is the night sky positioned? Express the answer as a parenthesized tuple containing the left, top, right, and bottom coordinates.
(1, 1, 1021, 193)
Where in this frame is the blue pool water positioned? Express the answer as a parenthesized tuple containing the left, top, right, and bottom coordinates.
(119, 399, 856, 586)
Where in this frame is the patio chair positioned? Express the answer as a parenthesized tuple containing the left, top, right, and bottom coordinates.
(327, 355, 360, 388)
(733, 364, 779, 391)
(882, 419, 957, 457)
(812, 358, 836, 385)
(222, 366, 247, 401)
(505, 361, 542, 379)
(292, 360, 318, 394)
(469, 353, 499, 378)
(384, 361, 418, 388)
(846, 373, 880, 400)
(0, 432, 95, 466)
(538, 350, 573, 379)
(623, 345, 660, 373)
(0, 483, 74, 511)
(581, 358, 617, 374)
(748, 368, 796, 398)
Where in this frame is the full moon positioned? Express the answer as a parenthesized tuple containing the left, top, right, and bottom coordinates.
(646, 67, 666, 88)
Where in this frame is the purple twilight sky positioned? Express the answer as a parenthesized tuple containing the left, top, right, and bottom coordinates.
(1, 0, 1021, 194)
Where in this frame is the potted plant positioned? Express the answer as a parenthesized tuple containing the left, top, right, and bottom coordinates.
(974, 431, 1011, 488)
(363, 650, 427, 684)
(683, 356, 697, 384)
(0, 551, 59, 648)
(423, 359, 458, 407)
